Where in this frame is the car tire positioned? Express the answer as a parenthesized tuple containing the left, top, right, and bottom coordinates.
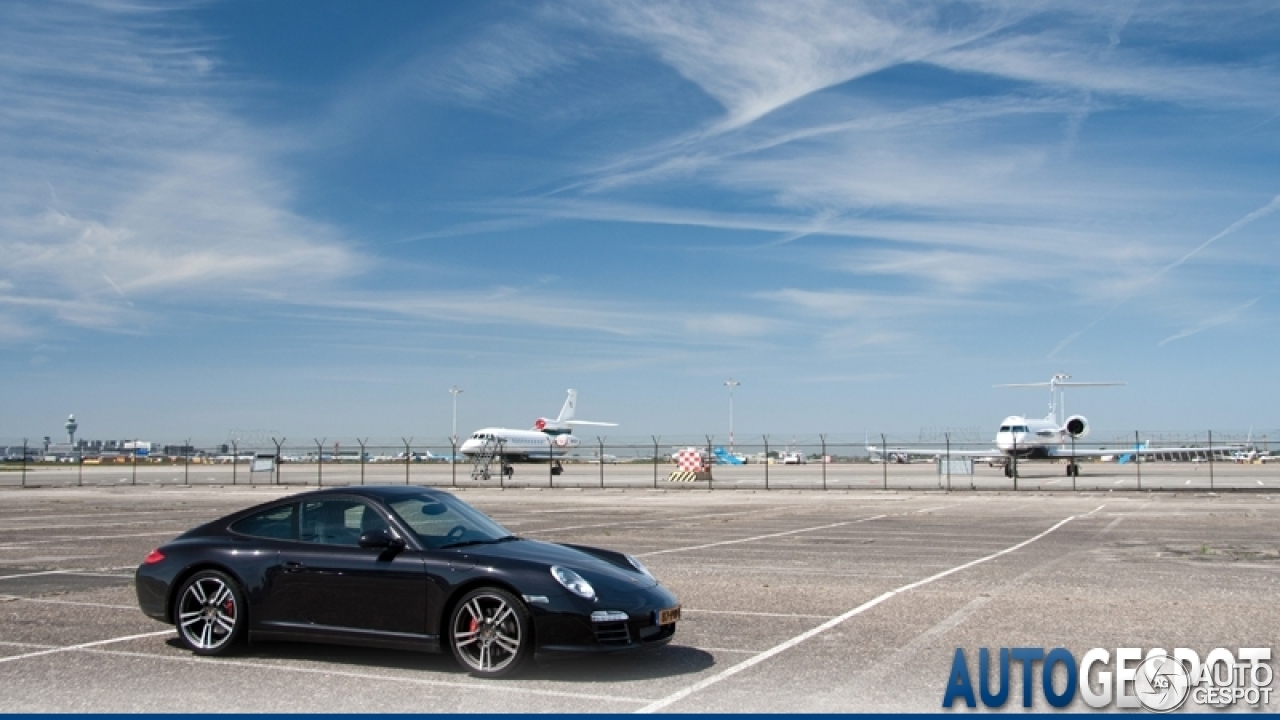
(175, 569, 247, 656)
(448, 587, 532, 678)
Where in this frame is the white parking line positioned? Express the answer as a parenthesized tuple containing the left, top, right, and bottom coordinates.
(0, 570, 132, 581)
(635, 515, 887, 558)
(81, 647, 656, 704)
(635, 513, 1078, 713)
(524, 507, 791, 536)
(0, 629, 176, 665)
(685, 608, 832, 619)
(0, 530, 179, 548)
(0, 595, 136, 610)
(0, 570, 71, 580)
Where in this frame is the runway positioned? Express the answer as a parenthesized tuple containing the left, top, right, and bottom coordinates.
(0, 484, 1275, 712)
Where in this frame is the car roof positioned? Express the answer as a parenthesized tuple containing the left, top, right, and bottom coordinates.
(284, 485, 451, 502)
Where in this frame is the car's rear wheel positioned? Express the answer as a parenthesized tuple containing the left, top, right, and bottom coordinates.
(448, 587, 531, 678)
(175, 570, 246, 656)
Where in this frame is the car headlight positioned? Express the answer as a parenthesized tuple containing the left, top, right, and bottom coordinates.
(624, 553, 654, 579)
(550, 565, 596, 600)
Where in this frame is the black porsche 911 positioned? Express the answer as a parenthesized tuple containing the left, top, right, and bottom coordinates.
(135, 486, 680, 677)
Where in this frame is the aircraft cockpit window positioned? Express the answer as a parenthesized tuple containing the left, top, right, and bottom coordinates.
(999, 426, 1010, 432)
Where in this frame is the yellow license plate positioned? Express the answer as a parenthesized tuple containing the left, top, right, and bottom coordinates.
(658, 606, 681, 625)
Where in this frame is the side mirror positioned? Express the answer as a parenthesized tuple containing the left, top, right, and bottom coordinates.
(358, 528, 404, 550)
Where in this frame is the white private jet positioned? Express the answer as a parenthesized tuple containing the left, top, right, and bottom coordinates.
(459, 390, 617, 461)
(869, 374, 1227, 478)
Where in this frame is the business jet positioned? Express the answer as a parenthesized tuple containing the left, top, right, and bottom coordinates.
(458, 390, 617, 461)
(869, 374, 1224, 478)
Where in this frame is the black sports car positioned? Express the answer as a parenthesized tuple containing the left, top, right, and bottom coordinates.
(135, 486, 680, 677)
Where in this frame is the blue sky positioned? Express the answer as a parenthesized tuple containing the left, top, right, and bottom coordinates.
(2, 1, 1279, 447)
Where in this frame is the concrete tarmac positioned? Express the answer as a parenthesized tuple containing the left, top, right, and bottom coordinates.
(0, 483, 1275, 712)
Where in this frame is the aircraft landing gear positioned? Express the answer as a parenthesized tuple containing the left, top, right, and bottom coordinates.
(1065, 462, 1080, 477)
(1003, 463, 1017, 479)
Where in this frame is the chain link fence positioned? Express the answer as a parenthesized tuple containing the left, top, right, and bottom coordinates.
(2, 430, 1276, 491)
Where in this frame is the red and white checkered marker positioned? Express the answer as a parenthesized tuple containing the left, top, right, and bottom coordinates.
(676, 448, 704, 472)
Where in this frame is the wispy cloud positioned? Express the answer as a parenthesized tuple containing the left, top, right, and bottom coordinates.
(0, 1, 358, 339)
(599, 0, 1017, 134)
(1159, 296, 1263, 346)
(1050, 194, 1280, 357)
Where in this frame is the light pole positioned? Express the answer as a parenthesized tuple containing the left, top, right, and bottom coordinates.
(449, 386, 463, 444)
(724, 379, 740, 453)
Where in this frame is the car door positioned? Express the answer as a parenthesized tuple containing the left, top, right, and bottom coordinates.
(270, 497, 429, 639)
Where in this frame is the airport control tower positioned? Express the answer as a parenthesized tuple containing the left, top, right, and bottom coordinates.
(65, 414, 78, 446)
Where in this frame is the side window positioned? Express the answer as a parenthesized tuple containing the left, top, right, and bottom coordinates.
(299, 499, 389, 547)
(230, 504, 297, 540)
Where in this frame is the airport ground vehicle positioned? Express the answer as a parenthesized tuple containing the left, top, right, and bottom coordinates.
(135, 486, 679, 677)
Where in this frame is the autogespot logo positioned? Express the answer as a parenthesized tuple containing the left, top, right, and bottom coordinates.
(942, 646, 1274, 711)
(1134, 654, 1192, 712)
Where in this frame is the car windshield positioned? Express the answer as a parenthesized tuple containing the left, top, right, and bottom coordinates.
(386, 492, 514, 550)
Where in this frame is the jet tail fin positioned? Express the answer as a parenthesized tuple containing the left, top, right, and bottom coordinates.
(712, 447, 744, 465)
(555, 390, 578, 423)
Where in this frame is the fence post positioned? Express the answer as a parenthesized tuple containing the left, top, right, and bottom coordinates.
(820, 434, 827, 491)
(451, 438, 458, 488)
(1208, 430, 1214, 490)
(77, 449, 83, 487)
(232, 441, 238, 486)
(272, 437, 285, 485)
(652, 436, 660, 489)
(498, 439, 506, 489)
(315, 438, 325, 487)
(705, 435, 714, 491)
(1012, 435, 1018, 491)
(1071, 435, 1077, 492)
(358, 438, 368, 485)
(402, 438, 412, 485)
(763, 435, 770, 490)
(1135, 430, 1142, 491)
(945, 432, 951, 492)
(881, 434, 887, 490)
(21, 438, 27, 488)
(132, 441, 138, 486)
(598, 437, 606, 489)
(184, 438, 191, 486)
(273, 438, 286, 481)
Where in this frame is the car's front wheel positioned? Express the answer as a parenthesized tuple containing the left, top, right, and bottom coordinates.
(175, 569, 246, 656)
(448, 587, 531, 677)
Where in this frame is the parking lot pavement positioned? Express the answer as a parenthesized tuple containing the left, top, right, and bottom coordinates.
(0, 486, 1275, 712)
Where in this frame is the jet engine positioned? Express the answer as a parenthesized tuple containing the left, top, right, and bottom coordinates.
(1064, 415, 1089, 438)
(553, 434, 579, 448)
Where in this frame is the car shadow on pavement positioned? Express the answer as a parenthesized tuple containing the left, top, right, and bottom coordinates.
(165, 638, 715, 682)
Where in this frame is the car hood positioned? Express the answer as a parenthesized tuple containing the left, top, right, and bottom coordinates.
(448, 538, 658, 591)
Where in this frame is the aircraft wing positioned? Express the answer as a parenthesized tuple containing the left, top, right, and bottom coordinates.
(869, 444, 1238, 460)
(1041, 444, 1242, 459)
(867, 446, 1005, 459)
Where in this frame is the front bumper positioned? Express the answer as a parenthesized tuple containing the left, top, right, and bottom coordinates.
(531, 584, 679, 654)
